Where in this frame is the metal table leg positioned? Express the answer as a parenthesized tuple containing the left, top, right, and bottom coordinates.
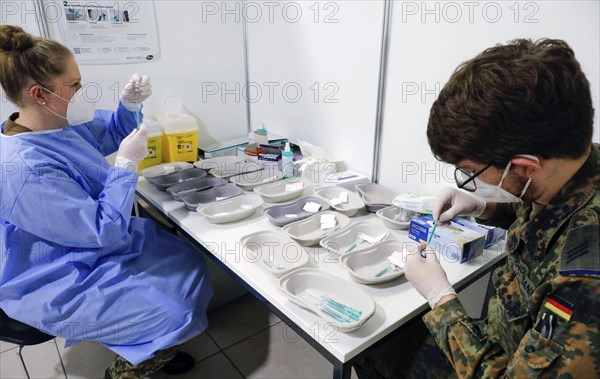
(333, 360, 352, 379)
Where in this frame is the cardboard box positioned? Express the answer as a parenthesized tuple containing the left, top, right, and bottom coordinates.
(408, 215, 486, 263)
(453, 217, 506, 248)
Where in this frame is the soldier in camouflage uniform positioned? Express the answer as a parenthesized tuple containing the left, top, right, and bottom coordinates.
(356, 39, 599, 378)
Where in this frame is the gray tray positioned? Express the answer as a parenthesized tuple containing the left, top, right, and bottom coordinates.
(194, 156, 247, 171)
(149, 168, 208, 191)
(166, 176, 228, 201)
(355, 183, 397, 213)
(263, 196, 330, 227)
(180, 183, 243, 211)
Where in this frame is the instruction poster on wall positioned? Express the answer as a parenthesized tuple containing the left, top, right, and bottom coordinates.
(51, 0, 160, 64)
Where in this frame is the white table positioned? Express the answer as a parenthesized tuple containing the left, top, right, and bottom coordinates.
(136, 179, 506, 378)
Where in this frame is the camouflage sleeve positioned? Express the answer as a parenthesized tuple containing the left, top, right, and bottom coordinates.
(476, 203, 516, 230)
(422, 298, 509, 378)
(423, 281, 600, 379)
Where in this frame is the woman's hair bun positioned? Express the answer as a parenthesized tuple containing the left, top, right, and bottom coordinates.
(0, 25, 35, 53)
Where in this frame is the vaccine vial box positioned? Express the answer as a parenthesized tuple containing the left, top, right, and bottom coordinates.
(452, 217, 506, 248)
(408, 215, 486, 263)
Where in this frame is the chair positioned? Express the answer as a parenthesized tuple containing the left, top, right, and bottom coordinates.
(0, 308, 66, 379)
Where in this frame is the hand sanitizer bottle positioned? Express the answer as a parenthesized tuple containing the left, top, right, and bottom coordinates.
(281, 142, 294, 179)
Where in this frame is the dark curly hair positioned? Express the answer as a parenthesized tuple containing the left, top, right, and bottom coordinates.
(427, 38, 594, 167)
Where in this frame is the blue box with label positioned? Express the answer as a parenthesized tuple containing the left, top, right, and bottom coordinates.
(453, 217, 506, 248)
(408, 215, 486, 263)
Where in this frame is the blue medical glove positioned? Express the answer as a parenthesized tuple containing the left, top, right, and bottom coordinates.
(121, 73, 152, 112)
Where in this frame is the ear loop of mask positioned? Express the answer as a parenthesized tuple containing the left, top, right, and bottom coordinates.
(39, 86, 69, 121)
(498, 159, 534, 199)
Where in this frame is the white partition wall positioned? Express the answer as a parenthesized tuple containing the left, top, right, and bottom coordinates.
(377, 0, 600, 193)
(245, 0, 385, 177)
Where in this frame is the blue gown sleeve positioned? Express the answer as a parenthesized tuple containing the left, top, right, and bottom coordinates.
(7, 164, 138, 248)
(84, 102, 142, 156)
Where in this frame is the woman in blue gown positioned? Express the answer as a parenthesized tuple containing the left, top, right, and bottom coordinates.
(0, 25, 212, 378)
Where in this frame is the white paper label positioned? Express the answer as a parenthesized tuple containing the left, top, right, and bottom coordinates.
(303, 202, 322, 213)
(339, 191, 349, 203)
(321, 222, 336, 230)
(240, 204, 253, 210)
(358, 233, 376, 244)
(320, 214, 337, 229)
(388, 251, 405, 269)
(330, 198, 342, 206)
(285, 214, 298, 218)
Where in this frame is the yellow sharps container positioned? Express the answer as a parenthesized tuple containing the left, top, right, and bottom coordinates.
(138, 119, 163, 171)
(157, 95, 199, 163)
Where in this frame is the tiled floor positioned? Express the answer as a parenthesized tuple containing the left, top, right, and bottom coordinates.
(0, 295, 358, 379)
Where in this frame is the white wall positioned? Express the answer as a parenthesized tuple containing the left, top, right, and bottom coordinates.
(378, 0, 600, 194)
(1, 1, 249, 145)
(246, 0, 385, 176)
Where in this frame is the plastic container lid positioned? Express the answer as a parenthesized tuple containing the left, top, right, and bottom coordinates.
(143, 119, 162, 135)
(156, 94, 198, 133)
(162, 94, 183, 115)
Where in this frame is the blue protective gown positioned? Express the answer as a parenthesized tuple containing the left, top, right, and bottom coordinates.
(0, 103, 212, 364)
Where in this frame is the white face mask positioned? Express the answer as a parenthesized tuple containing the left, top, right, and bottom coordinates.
(472, 154, 539, 203)
(42, 86, 96, 125)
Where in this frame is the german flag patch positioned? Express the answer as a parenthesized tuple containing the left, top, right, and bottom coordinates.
(543, 294, 574, 321)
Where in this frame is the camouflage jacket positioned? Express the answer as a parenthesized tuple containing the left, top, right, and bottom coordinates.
(422, 144, 600, 379)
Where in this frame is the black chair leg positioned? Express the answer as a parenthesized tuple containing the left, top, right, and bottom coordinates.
(17, 345, 31, 379)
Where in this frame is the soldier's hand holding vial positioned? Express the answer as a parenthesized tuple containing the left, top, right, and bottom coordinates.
(404, 244, 457, 309)
(433, 187, 487, 223)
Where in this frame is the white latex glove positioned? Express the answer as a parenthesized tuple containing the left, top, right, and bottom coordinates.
(121, 73, 152, 112)
(432, 186, 487, 223)
(114, 124, 149, 172)
(404, 245, 456, 308)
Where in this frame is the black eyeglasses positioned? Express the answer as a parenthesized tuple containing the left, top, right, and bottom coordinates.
(454, 163, 492, 192)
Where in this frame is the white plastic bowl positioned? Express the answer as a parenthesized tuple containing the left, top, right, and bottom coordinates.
(320, 221, 390, 255)
(339, 240, 407, 284)
(281, 211, 351, 247)
(253, 178, 311, 203)
(240, 231, 310, 277)
(197, 195, 263, 224)
(376, 206, 414, 230)
(229, 169, 283, 191)
(208, 161, 263, 178)
(314, 187, 365, 217)
(278, 268, 376, 333)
